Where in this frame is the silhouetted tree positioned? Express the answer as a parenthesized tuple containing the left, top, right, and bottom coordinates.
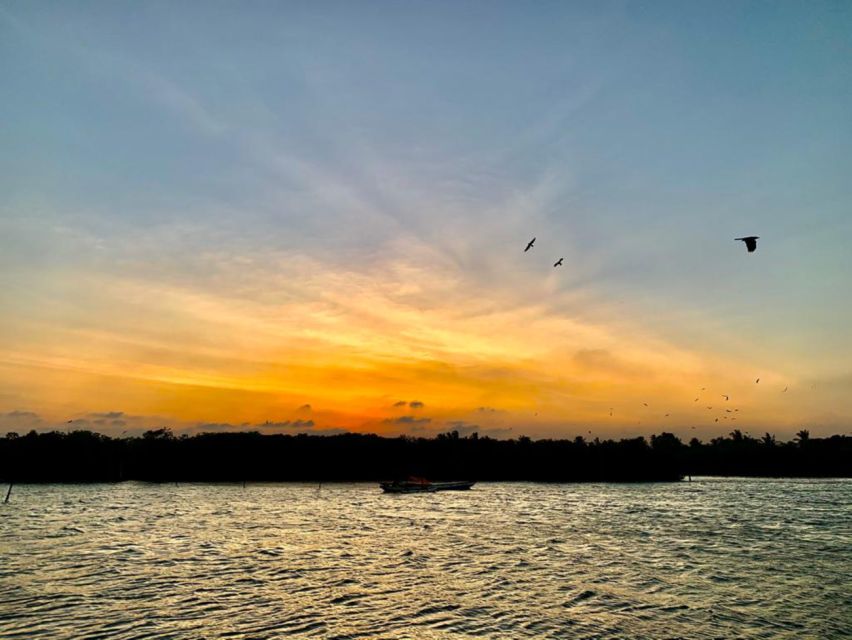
(1, 429, 849, 483)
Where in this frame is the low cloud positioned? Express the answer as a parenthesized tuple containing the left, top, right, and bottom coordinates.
(385, 415, 431, 425)
(4, 410, 40, 419)
(260, 419, 315, 429)
(392, 400, 425, 409)
(196, 422, 236, 432)
(1, 410, 44, 432)
(63, 412, 171, 434)
(92, 418, 126, 427)
(446, 420, 480, 436)
(446, 421, 513, 439)
(88, 411, 126, 419)
(408, 424, 432, 433)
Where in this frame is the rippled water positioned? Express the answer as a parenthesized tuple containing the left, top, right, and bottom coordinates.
(1, 479, 850, 639)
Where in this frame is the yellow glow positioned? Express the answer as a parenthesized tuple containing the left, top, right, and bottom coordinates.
(0, 253, 843, 440)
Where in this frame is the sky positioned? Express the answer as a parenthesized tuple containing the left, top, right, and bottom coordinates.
(1, 1, 851, 440)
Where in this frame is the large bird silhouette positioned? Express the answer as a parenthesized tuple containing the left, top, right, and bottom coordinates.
(735, 236, 759, 253)
(524, 238, 536, 252)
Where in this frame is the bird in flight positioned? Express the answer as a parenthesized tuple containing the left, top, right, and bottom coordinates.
(755, 378, 760, 384)
(643, 402, 648, 407)
(783, 386, 788, 393)
(722, 394, 729, 401)
(553, 258, 563, 267)
(735, 236, 759, 253)
(524, 238, 536, 252)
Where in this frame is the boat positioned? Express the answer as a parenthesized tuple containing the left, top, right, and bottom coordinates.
(379, 478, 476, 494)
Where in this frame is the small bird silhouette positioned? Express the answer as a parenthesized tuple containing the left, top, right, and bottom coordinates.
(735, 236, 759, 253)
(643, 402, 648, 407)
(722, 394, 729, 401)
(553, 258, 563, 267)
(524, 237, 536, 252)
(783, 387, 788, 393)
(694, 398, 699, 402)
(755, 378, 760, 384)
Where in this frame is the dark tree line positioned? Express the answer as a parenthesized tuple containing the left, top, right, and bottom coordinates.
(0, 428, 848, 483)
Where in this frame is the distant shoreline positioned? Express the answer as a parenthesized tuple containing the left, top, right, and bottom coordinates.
(2, 429, 849, 483)
(4, 477, 851, 487)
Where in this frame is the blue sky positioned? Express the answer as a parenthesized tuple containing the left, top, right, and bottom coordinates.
(1, 1, 851, 438)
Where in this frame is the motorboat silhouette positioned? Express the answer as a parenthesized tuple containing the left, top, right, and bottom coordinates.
(379, 477, 476, 493)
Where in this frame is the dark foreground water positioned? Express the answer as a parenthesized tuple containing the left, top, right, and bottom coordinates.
(1, 479, 850, 639)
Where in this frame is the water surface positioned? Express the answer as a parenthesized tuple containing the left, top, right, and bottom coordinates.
(1, 479, 849, 639)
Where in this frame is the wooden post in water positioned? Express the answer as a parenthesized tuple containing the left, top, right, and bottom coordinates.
(4, 482, 12, 503)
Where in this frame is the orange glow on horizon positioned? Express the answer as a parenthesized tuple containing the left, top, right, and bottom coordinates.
(2, 256, 840, 441)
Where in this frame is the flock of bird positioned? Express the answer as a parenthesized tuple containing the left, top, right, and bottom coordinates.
(524, 237, 568, 269)
(523, 232, 777, 430)
(524, 234, 760, 272)
(614, 377, 792, 430)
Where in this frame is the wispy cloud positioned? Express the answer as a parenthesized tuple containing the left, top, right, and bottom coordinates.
(1, 2, 850, 439)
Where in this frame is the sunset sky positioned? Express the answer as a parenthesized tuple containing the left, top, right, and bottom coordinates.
(2, 1, 851, 440)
